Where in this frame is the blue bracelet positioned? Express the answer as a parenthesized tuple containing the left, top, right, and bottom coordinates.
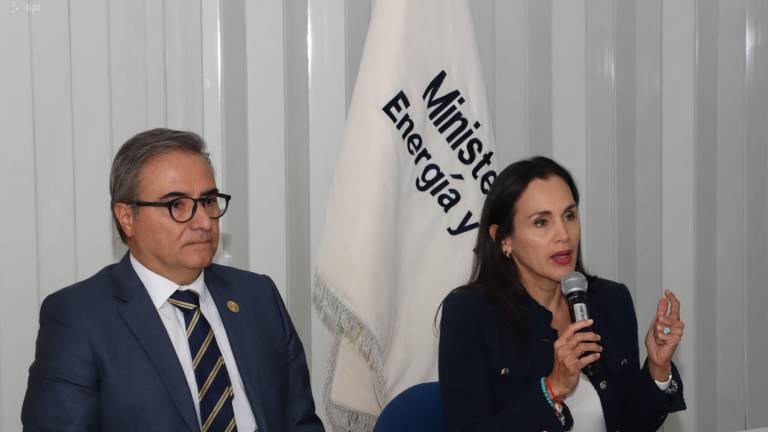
(540, 377, 566, 426)
(540, 377, 555, 407)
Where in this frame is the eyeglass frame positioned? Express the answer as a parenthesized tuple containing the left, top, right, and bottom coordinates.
(129, 192, 232, 223)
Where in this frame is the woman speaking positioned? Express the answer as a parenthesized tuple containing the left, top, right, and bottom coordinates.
(438, 157, 686, 431)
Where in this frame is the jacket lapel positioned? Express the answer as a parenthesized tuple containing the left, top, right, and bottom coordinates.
(112, 255, 200, 432)
(205, 269, 271, 432)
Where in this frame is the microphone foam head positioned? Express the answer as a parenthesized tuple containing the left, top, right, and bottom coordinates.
(561, 271, 588, 296)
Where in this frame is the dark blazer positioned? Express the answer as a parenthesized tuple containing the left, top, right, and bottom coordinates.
(22, 254, 324, 432)
(438, 278, 685, 432)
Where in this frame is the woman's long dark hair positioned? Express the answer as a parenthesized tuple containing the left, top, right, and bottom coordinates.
(467, 156, 590, 328)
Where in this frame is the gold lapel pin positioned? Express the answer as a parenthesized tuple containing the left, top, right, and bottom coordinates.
(226, 300, 240, 313)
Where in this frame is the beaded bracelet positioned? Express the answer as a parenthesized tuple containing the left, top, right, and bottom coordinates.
(545, 377, 559, 403)
(539, 377, 555, 406)
(540, 377, 566, 426)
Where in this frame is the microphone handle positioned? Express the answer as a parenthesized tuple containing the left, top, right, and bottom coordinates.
(577, 324, 598, 377)
(567, 297, 599, 377)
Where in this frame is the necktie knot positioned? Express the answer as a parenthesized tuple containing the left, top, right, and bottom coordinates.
(168, 289, 200, 311)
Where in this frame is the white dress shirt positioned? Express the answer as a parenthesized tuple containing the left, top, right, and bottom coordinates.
(130, 254, 257, 431)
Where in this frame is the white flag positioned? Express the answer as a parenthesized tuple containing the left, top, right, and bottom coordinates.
(313, 0, 496, 429)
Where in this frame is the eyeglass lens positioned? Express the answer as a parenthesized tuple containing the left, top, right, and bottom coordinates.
(170, 196, 227, 222)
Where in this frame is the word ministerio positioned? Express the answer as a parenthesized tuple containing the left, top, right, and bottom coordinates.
(382, 70, 497, 236)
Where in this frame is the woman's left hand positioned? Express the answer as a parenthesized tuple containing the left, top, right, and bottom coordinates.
(644, 289, 685, 381)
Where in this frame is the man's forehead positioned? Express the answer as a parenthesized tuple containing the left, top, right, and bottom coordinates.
(137, 151, 216, 196)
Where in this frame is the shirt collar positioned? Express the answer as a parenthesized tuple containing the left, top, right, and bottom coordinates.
(129, 253, 206, 309)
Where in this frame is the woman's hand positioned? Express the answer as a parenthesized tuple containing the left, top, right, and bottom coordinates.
(547, 319, 602, 400)
(645, 289, 685, 381)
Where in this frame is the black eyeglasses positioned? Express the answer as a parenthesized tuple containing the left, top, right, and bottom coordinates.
(130, 193, 231, 223)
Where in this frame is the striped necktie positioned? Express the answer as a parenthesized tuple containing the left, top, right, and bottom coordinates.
(168, 290, 238, 432)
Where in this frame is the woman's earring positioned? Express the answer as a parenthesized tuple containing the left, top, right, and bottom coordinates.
(502, 244, 512, 259)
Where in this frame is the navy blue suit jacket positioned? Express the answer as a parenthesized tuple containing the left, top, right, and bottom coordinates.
(439, 278, 685, 431)
(22, 254, 324, 432)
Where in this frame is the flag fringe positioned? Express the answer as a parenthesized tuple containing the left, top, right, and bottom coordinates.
(322, 336, 378, 431)
(313, 272, 388, 431)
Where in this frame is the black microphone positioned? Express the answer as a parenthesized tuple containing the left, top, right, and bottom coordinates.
(561, 271, 598, 377)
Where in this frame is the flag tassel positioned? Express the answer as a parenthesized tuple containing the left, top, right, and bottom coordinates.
(313, 273, 388, 431)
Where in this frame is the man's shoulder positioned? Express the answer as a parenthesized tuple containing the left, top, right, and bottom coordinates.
(205, 264, 289, 327)
(42, 262, 122, 311)
(206, 263, 269, 283)
(206, 263, 259, 277)
(205, 264, 280, 295)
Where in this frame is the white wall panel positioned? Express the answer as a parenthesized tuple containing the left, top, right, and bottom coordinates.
(470, 0, 495, 116)
(694, 0, 719, 429)
(29, 0, 77, 300)
(70, 0, 114, 279)
(585, 0, 617, 279)
(662, 1, 697, 430)
(716, 1, 748, 430)
(614, 0, 637, 293)
(308, 0, 348, 424)
(744, 0, 768, 426)
(0, 4, 39, 431)
(244, 0, 288, 297)
(201, 0, 223, 185)
(634, 0, 664, 360)
(219, 0, 248, 270)
(552, 0, 587, 204)
(284, 0, 313, 369)
(145, 0, 168, 127)
(493, 0, 528, 165)
(164, 0, 204, 135)
(109, 0, 149, 148)
(527, 0, 552, 156)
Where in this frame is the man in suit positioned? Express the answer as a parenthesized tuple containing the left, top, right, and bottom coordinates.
(22, 128, 324, 432)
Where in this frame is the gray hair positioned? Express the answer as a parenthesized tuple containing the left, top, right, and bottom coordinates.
(110, 128, 213, 243)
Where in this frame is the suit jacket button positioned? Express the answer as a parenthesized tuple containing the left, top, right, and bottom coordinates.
(619, 358, 628, 368)
(599, 380, 608, 391)
(500, 368, 510, 376)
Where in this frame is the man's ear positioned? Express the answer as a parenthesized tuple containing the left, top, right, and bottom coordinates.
(114, 203, 136, 239)
(489, 224, 499, 241)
